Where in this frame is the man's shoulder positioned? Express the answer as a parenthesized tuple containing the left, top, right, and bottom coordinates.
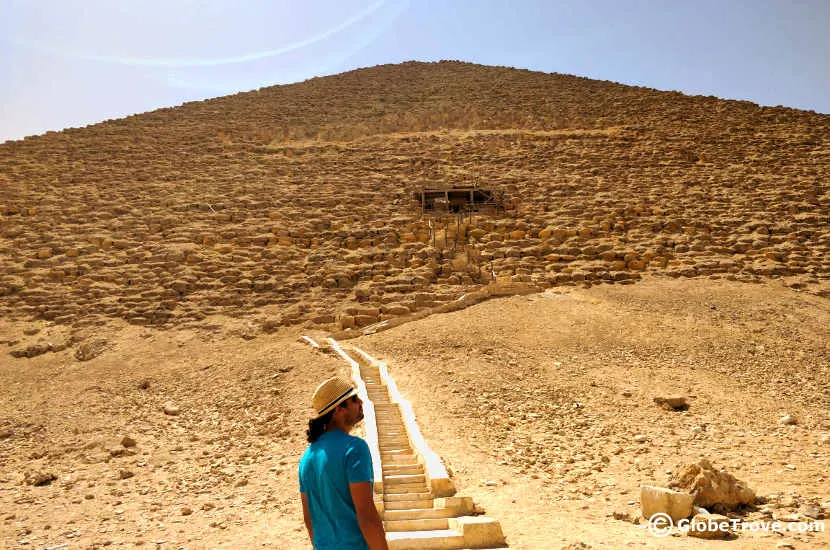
(343, 434, 370, 453)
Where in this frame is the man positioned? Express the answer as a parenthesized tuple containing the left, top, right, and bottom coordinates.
(299, 376, 388, 550)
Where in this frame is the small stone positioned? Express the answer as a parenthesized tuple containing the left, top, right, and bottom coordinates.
(634, 434, 647, 443)
(800, 505, 822, 519)
(25, 471, 56, 486)
(202, 502, 215, 511)
(686, 513, 732, 539)
(117, 469, 134, 480)
(776, 543, 796, 550)
(181, 507, 193, 516)
(612, 510, 638, 523)
(120, 436, 137, 448)
(780, 414, 798, 426)
(654, 395, 688, 410)
(108, 447, 126, 457)
(162, 402, 180, 416)
(0, 428, 12, 440)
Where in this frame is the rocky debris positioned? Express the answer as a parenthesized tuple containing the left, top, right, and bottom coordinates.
(685, 513, 733, 540)
(0, 428, 12, 439)
(10, 342, 53, 358)
(653, 395, 688, 410)
(120, 436, 137, 448)
(181, 507, 193, 516)
(0, 63, 827, 333)
(74, 339, 107, 361)
(800, 504, 823, 519)
(640, 485, 694, 521)
(117, 469, 134, 480)
(162, 402, 180, 416)
(24, 471, 56, 486)
(611, 510, 638, 524)
(669, 459, 756, 511)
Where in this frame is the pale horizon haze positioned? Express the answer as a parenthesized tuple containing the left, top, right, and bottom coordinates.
(1, 0, 829, 143)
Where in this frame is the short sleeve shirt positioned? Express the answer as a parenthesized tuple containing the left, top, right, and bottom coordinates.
(299, 430, 374, 550)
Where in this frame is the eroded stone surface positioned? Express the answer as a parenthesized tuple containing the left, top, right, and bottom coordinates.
(0, 62, 827, 334)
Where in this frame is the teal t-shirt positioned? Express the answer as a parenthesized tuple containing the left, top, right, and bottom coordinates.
(299, 430, 374, 550)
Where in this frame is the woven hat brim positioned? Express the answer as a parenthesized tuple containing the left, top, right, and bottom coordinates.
(313, 386, 358, 419)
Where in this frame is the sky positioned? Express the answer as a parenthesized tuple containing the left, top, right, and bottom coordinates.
(1, 0, 828, 142)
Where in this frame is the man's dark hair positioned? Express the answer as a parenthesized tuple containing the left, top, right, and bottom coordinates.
(306, 409, 335, 443)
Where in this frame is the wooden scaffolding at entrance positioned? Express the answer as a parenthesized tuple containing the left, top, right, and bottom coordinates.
(412, 185, 505, 215)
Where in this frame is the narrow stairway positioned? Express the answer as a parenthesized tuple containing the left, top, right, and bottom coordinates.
(351, 349, 508, 550)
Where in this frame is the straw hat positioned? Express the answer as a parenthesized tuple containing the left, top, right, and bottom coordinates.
(312, 377, 358, 419)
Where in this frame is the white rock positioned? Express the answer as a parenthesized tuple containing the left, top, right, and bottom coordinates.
(641, 485, 694, 522)
(780, 414, 797, 426)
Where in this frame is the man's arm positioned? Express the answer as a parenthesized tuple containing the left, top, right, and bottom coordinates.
(300, 492, 314, 543)
(349, 482, 388, 550)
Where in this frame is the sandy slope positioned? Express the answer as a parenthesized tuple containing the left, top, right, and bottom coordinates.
(1, 277, 828, 549)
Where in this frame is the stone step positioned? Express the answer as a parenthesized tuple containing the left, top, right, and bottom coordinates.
(383, 465, 424, 475)
(385, 483, 430, 494)
(384, 492, 433, 501)
(386, 529, 465, 550)
(384, 474, 426, 484)
(383, 498, 435, 511)
(381, 452, 416, 462)
(384, 517, 450, 532)
(384, 507, 460, 521)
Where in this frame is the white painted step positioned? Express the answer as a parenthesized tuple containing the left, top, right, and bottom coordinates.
(387, 529, 465, 550)
(384, 498, 435, 510)
(384, 507, 460, 521)
(385, 486, 429, 495)
(384, 517, 450, 532)
(384, 474, 426, 484)
(383, 465, 424, 475)
(385, 492, 433, 501)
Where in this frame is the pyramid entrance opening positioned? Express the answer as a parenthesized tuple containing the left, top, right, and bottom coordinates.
(413, 185, 505, 215)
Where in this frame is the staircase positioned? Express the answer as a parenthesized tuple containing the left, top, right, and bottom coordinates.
(319, 338, 508, 550)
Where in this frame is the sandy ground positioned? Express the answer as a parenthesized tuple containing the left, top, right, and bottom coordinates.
(2, 277, 828, 549)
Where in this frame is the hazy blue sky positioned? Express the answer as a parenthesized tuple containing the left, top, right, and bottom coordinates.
(1, 0, 828, 142)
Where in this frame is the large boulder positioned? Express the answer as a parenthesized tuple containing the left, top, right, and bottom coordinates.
(669, 459, 755, 511)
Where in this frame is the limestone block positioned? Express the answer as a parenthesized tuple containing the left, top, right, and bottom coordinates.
(336, 314, 355, 330)
(641, 485, 694, 522)
(353, 314, 377, 327)
(382, 304, 410, 316)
